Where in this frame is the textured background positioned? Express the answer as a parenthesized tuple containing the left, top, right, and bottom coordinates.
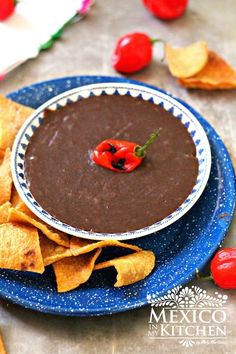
(0, 0, 235, 353)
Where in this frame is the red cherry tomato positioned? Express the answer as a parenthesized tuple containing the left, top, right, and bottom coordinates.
(112, 32, 153, 74)
(0, 0, 16, 21)
(143, 0, 188, 20)
(210, 248, 236, 289)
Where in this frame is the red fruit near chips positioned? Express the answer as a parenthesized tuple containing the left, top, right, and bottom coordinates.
(0, 0, 16, 21)
(210, 248, 236, 289)
(112, 32, 153, 74)
(143, 0, 188, 20)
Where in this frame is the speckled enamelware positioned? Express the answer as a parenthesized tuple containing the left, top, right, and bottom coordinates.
(11, 82, 211, 240)
(0, 76, 235, 316)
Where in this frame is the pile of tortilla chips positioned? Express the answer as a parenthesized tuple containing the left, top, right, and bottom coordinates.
(0, 96, 155, 292)
(166, 41, 236, 90)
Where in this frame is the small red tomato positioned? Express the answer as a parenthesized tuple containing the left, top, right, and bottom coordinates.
(143, 0, 188, 20)
(0, 0, 16, 21)
(210, 248, 236, 289)
(112, 32, 153, 74)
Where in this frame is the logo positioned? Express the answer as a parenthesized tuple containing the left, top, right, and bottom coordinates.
(147, 285, 228, 348)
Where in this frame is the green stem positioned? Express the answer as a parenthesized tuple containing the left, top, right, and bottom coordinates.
(150, 38, 166, 62)
(151, 38, 165, 45)
(198, 275, 213, 281)
(196, 268, 213, 281)
(135, 129, 161, 158)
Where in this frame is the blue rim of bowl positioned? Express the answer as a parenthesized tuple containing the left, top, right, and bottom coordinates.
(11, 82, 211, 241)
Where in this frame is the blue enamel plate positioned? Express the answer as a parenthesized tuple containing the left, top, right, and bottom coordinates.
(0, 76, 235, 316)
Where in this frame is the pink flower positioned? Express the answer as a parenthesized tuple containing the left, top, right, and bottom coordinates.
(79, 0, 92, 14)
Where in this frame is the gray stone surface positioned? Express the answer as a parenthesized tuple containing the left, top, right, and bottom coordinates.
(0, 0, 235, 353)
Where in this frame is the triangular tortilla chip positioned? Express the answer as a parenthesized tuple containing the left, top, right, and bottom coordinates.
(0, 148, 12, 206)
(8, 208, 69, 248)
(15, 201, 38, 218)
(0, 333, 7, 354)
(0, 223, 44, 273)
(179, 51, 236, 89)
(70, 236, 141, 256)
(0, 202, 11, 224)
(94, 250, 155, 287)
(166, 41, 208, 78)
(53, 249, 101, 292)
(40, 235, 72, 266)
(0, 95, 34, 150)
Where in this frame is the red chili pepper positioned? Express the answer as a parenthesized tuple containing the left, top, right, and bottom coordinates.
(142, 0, 188, 21)
(112, 32, 154, 74)
(210, 248, 236, 289)
(92, 130, 161, 173)
(0, 0, 16, 21)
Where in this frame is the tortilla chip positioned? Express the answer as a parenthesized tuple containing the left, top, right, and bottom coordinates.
(0, 202, 11, 224)
(0, 223, 44, 273)
(15, 200, 37, 217)
(0, 148, 12, 206)
(166, 41, 208, 78)
(94, 250, 155, 287)
(53, 249, 101, 292)
(8, 208, 69, 248)
(11, 189, 36, 216)
(10, 186, 22, 207)
(0, 149, 4, 160)
(0, 333, 7, 354)
(40, 235, 72, 266)
(10, 191, 37, 218)
(70, 236, 141, 256)
(179, 51, 236, 89)
(0, 95, 34, 150)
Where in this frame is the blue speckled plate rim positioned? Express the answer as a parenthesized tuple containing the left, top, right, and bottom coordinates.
(1, 75, 235, 317)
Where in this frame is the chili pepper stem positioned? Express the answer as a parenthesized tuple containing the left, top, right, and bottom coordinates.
(151, 38, 165, 45)
(151, 38, 166, 62)
(135, 129, 162, 158)
(196, 268, 213, 281)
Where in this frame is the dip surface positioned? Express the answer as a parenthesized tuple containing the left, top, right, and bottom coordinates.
(25, 95, 198, 233)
